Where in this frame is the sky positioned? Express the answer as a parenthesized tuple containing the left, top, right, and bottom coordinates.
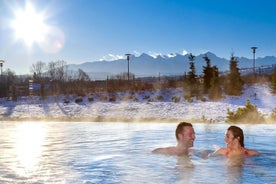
(1, 0, 276, 75)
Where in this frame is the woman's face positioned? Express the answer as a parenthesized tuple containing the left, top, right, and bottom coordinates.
(224, 130, 235, 146)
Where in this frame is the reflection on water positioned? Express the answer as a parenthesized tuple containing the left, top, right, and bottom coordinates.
(0, 122, 275, 183)
(14, 123, 46, 176)
(225, 164, 244, 184)
(226, 155, 245, 167)
(0, 122, 47, 180)
(176, 155, 194, 183)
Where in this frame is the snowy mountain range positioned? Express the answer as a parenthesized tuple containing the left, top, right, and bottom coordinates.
(68, 52, 276, 80)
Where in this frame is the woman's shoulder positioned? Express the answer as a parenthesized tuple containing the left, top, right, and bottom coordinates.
(245, 148, 260, 156)
(209, 147, 228, 156)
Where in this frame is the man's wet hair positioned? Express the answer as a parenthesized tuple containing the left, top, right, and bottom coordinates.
(175, 122, 193, 140)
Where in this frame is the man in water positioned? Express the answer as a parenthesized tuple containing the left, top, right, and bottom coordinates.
(152, 122, 195, 156)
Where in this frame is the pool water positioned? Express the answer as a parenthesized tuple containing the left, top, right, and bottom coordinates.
(0, 122, 275, 184)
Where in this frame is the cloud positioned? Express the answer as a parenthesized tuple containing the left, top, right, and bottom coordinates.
(100, 51, 143, 61)
(98, 49, 209, 61)
(100, 54, 124, 61)
(182, 50, 188, 56)
(147, 51, 162, 58)
(147, 51, 176, 58)
(133, 51, 140, 57)
(167, 53, 176, 58)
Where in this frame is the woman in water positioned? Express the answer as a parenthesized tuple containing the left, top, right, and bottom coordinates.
(211, 125, 260, 157)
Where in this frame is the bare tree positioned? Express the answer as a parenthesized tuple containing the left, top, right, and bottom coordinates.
(30, 61, 46, 81)
(77, 69, 90, 81)
(56, 60, 67, 82)
(46, 60, 68, 94)
(48, 61, 57, 80)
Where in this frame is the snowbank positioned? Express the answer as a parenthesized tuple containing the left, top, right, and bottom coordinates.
(0, 84, 275, 123)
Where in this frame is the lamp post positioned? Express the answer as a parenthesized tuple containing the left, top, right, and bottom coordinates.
(125, 54, 131, 82)
(0, 60, 4, 76)
(251, 47, 257, 73)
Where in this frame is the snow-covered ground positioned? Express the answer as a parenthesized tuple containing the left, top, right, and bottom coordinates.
(0, 83, 275, 123)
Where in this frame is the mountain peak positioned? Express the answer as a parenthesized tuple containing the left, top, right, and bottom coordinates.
(138, 53, 154, 60)
(198, 51, 217, 58)
(68, 52, 276, 80)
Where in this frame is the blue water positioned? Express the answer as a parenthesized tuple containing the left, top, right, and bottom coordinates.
(0, 122, 275, 184)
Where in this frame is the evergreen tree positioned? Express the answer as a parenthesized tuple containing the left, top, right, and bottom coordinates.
(208, 66, 222, 100)
(226, 99, 264, 123)
(187, 53, 199, 96)
(202, 54, 213, 93)
(270, 69, 276, 94)
(12, 84, 17, 101)
(40, 80, 46, 100)
(224, 53, 243, 95)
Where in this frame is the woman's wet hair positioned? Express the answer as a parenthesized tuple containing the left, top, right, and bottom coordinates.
(228, 125, 244, 147)
(175, 122, 192, 140)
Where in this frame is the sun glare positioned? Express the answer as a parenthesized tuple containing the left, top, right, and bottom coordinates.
(10, 1, 65, 53)
(11, 2, 48, 46)
(14, 122, 46, 176)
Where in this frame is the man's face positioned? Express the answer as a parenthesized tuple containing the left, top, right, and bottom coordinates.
(180, 126, 195, 148)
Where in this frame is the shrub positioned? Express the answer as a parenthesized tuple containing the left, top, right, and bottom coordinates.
(109, 95, 117, 102)
(63, 99, 70, 104)
(226, 99, 264, 123)
(184, 95, 193, 103)
(156, 95, 164, 101)
(172, 96, 180, 103)
(75, 98, 83, 103)
(122, 95, 133, 101)
(143, 95, 150, 100)
(147, 98, 153, 102)
(201, 115, 207, 122)
(270, 108, 276, 122)
(196, 95, 207, 102)
(132, 97, 139, 102)
(99, 96, 108, 101)
(88, 97, 94, 102)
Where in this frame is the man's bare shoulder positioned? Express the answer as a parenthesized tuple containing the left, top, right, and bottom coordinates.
(152, 147, 176, 155)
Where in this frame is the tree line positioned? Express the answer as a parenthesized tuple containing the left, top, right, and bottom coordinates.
(0, 53, 276, 101)
(183, 52, 243, 101)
